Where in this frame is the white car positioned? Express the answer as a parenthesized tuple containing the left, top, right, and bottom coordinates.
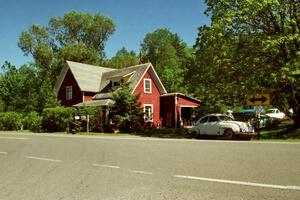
(188, 114, 255, 139)
(265, 108, 285, 120)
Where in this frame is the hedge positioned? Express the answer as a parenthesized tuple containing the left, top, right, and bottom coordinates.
(42, 106, 76, 132)
(0, 112, 24, 130)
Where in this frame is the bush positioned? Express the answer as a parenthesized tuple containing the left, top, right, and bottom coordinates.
(42, 106, 75, 132)
(0, 112, 24, 130)
(26, 112, 42, 132)
(76, 107, 104, 132)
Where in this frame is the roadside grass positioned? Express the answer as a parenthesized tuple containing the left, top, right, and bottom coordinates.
(252, 123, 300, 142)
(75, 132, 131, 136)
(0, 130, 130, 137)
(1, 123, 299, 142)
(135, 128, 195, 139)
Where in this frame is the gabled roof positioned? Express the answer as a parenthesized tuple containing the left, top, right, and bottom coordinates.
(54, 61, 115, 93)
(98, 63, 167, 95)
(55, 61, 167, 97)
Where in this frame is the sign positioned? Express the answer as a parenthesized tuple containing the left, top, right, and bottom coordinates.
(246, 94, 270, 106)
(254, 105, 264, 113)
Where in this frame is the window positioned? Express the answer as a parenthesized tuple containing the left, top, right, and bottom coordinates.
(144, 79, 152, 93)
(112, 80, 121, 88)
(199, 117, 208, 123)
(144, 104, 153, 122)
(66, 86, 73, 100)
(208, 116, 219, 122)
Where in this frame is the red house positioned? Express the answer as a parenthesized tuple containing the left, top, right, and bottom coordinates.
(55, 61, 202, 128)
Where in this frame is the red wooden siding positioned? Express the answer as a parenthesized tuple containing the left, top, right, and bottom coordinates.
(133, 71, 162, 128)
(177, 96, 201, 107)
(161, 95, 202, 128)
(58, 69, 83, 106)
(83, 92, 96, 102)
(160, 96, 175, 128)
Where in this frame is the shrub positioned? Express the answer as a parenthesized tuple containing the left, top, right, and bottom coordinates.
(42, 106, 75, 132)
(110, 84, 142, 133)
(76, 107, 105, 132)
(26, 112, 42, 132)
(0, 112, 24, 130)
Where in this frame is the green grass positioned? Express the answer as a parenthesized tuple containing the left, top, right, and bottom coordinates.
(75, 132, 131, 136)
(0, 130, 130, 137)
(252, 123, 300, 142)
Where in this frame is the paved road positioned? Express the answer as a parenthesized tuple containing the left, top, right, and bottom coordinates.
(0, 133, 299, 200)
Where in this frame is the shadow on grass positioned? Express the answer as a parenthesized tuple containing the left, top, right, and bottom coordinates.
(134, 128, 251, 140)
(253, 124, 300, 140)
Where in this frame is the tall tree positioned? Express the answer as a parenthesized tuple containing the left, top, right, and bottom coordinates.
(106, 47, 139, 68)
(0, 62, 58, 113)
(141, 28, 191, 93)
(18, 11, 115, 80)
(110, 84, 142, 132)
(191, 0, 300, 126)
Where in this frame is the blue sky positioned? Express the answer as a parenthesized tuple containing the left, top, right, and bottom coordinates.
(0, 0, 209, 67)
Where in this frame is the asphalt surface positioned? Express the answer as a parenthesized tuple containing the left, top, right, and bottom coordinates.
(0, 132, 299, 200)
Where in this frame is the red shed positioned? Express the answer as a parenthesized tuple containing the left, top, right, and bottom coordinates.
(161, 93, 202, 128)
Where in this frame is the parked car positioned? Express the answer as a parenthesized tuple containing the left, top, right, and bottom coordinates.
(265, 108, 285, 120)
(232, 110, 279, 129)
(188, 114, 255, 139)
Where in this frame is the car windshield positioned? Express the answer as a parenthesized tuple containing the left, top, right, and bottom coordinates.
(266, 109, 276, 113)
(218, 115, 233, 121)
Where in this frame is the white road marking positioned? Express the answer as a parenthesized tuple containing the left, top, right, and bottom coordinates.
(25, 156, 62, 163)
(129, 170, 153, 175)
(0, 151, 8, 154)
(92, 163, 120, 169)
(174, 175, 300, 191)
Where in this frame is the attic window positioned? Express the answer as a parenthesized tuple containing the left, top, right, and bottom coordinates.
(112, 80, 121, 88)
(144, 79, 152, 93)
(66, 86, 73, 100)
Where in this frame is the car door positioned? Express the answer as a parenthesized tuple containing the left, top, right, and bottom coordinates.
(197, 116, 209, 135)
(206, 116, 220, 135)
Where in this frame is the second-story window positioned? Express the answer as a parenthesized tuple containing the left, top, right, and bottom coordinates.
(144, 78, 152, 93)
(66, 86, 73, 100)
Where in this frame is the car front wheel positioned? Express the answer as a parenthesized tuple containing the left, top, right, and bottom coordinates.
(223, 129, 234, 140)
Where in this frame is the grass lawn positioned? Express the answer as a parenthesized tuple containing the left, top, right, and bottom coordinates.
(0, 130, 131, 137)
(252, 123, 300, 142)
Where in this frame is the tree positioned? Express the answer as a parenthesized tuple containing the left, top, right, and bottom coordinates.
(141, 28, 191, 93)
(0, 61, 59, 113)
(110, 84, 142, 132)
(18, 11, 115, 80)
(191, 0, 300, 126)
(106, 47, 139, 68)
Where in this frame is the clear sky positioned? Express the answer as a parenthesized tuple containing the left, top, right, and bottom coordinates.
(0, 0, 209, 67)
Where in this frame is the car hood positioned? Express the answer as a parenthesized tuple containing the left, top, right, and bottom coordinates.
(221, 120, 252, 129)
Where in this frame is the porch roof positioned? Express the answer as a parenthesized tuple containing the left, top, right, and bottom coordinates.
(73, 99, 114, 107)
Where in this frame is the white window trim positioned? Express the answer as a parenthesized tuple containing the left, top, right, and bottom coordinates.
(144, 104, 153, 122)
(66, 86, 73, 100)
(144, 78, 152, 93)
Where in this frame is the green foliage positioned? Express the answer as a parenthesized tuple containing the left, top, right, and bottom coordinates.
(189, 0, 300, 126)
(18, 11, 115, 79)
(76, 106, 105, 132)
(141, 28, 191, 93)
(26, 112, 42, 132)
(0, 61, 59, 113)
(106, 47, 139, 68)
(0, 112, 23, 130)
(110, 84, 142, 132)
(42, 106, 75, 132)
